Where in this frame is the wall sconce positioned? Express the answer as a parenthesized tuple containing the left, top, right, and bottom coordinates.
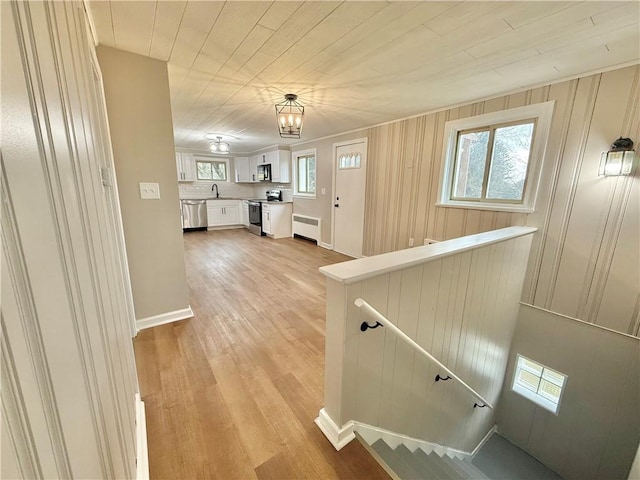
(599, 137, 635, 176)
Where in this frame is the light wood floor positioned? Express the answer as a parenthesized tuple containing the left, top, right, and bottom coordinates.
(134, 229, 390, 480)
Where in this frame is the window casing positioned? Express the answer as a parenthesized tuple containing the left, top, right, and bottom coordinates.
(438, 101, 554, 213)
(293, 149, 316, 198)
(196, 157, 228, 182)
(512, 354, 567, 414)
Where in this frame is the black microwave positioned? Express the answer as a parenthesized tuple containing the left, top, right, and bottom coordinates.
(257, 164, 271, 182)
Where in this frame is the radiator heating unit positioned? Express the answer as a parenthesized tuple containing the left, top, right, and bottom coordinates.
(292, 214, 321, 244)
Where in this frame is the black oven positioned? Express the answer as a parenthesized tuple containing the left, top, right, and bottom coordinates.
(248, 201, 264, 236)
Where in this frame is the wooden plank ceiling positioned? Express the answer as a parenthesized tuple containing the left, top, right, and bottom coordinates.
(87, 1, 640, 153)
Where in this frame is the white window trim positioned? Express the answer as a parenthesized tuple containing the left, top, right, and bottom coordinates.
(194, 155, 230, 183)
(511, 354, 567, 415)
(292, 148, 317, 199)
(437, 101, 555, 213)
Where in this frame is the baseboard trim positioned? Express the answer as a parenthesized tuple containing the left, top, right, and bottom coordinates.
(136, 306, 194, 331)
(135, 394, 149, 480)
(470, 424, 497, 458)
(206, 225, 244, 231)
(352, 422, 471, 460)
(319, 242, 333, 250)
(314, 408, 355, 451)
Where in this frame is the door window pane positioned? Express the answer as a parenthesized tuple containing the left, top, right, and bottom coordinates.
(339, 152, 361, 169)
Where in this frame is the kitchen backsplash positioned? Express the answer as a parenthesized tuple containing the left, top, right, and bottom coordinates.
(179, 182, 292, 201)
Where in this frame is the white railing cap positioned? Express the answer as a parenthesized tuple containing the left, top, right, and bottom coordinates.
(320, 226, 537, 284)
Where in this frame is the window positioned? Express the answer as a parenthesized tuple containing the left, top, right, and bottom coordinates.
(452, 120, 535, 202)
(512, 354, 567, 414)
(196, 158, 228, 181)
(438, 101, 554, 213)
(293, 149, 316, 197)
(338, 152, 361, 169)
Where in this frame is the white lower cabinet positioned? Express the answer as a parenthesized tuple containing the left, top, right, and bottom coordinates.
(206, 200, 241, 227)
(261, 202, 292, 238)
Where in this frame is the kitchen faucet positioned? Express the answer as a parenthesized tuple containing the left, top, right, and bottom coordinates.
(211, 183, 219, 198)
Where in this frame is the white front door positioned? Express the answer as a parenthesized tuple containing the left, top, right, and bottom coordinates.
(333, 139, 367, 257)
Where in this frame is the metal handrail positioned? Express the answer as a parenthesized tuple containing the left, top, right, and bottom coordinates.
(355, 298, 493, 409)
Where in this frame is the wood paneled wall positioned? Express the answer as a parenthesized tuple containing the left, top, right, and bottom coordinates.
(498, 304, 640, 480)
(2, 2, 139, 478)
(361, 65, 639, 336)
(322, 230, 534, 452)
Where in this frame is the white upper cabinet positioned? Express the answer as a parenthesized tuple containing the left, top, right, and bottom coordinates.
(249, 156, 258, 182)
(257, 149, 290, 183)
(234, 156, 253, 183)
(232, 150, 292, 183)
(176, 152, 195, 182)
(274, 150, 291, 183)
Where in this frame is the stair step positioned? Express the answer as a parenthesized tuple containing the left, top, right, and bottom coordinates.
(452, 458, 492, 480)
(395, 445, 455, 479)
(371, 439, 423, 480)
(418, 450, 462, 479)
(365, 432, 563, 480)
(440, 455, 476, 479)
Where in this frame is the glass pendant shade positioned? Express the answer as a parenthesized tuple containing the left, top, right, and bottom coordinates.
(209, 136, 230, 154)
(275, 94, 304, 138)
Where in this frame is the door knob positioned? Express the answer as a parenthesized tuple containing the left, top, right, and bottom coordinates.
(334, 204, 339, 207)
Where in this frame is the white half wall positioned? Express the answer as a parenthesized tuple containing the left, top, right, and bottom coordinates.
(318, 227, 535, 452)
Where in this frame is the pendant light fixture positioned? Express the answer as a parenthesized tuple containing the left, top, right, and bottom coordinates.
(209, 135, 230, 154)
(275, 93, 304, 138)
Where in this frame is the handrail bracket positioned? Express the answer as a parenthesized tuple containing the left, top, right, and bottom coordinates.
(355, 297, 494, 410)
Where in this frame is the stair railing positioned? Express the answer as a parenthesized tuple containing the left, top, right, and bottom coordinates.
(355, 297, 493, 409)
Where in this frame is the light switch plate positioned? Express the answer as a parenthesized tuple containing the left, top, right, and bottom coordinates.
(321, 187, 326, 195)
(139, 182, 160, 199)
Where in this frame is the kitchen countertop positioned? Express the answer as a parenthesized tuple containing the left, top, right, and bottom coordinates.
(180, 197, 292, 204)
(180, 196, 247, 201)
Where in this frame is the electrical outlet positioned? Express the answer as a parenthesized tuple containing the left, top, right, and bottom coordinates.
(424, 238, 439, 245)
(139, 182, 160, 199)
(408, 238, 414, 247)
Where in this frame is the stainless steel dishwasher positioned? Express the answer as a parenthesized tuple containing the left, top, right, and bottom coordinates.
(181, 199, 207, 230)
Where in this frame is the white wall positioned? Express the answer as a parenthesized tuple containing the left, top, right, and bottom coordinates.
(97, 45, 191, 322)
(498, 304, 640, 480)
(294, 65, 639, 338)
(321, 228, 535, 452)
(2, 2, 139, 478)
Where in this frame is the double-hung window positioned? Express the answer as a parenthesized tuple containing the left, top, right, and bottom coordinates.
(293, 149, 316, 198)
(438, 101, 554, 213)
(196, 158, 228, 182)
